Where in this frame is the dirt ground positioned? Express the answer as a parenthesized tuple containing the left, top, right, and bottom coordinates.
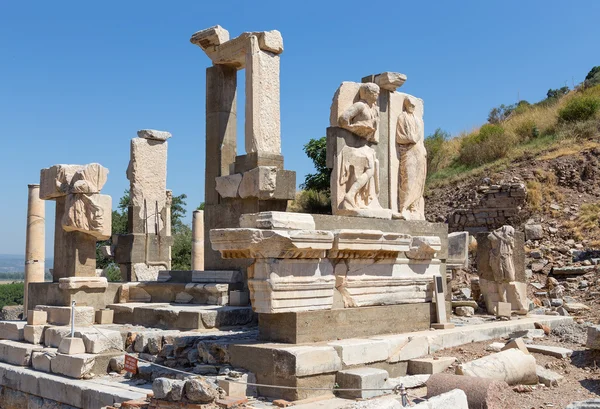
(406, 328, 600, 408)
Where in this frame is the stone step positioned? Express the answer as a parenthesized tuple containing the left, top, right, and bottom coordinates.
(335, 367, 388, 399)
(0, 361, 147, 408)
(106, 303, 256, 330)
(0, 321, 26, 341)
(34, 306, 95, 326)
(121, 282, 234, 305)
(0, 340, 44, 366)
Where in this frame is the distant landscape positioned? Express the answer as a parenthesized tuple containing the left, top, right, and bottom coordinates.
(0, 254, 53, 282)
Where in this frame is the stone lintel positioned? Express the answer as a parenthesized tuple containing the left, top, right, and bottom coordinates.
(39, 164, 84, 200)
(239, 211, 316, 230)
(190, 25, 230, 51)
(58, 277, 108, 291)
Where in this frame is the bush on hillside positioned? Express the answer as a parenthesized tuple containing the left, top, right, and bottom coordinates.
(424, 128, 450, 176)
(584, 66, 600, 88)
(289, 190, 331, 214)
(514, 119, 540, 141)
(457, 124, 513, 167)
(558, 95, 600, 122)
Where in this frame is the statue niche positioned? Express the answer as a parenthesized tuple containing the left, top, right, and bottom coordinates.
(328, 82, 391, 219)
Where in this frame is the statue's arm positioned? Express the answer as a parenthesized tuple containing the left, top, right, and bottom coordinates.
(396, 114, 420, 145)
(338, 104, 361, 128)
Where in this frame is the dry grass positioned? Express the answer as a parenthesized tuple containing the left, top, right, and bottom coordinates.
(539, 139, 600, 160)
(525, 169, 562, 212)
(564, 202, 600, 242)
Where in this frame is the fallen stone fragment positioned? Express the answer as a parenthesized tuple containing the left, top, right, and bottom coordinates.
(340, 397, 401, 409)
(456, 349, 537, 385)
(386, 374, 430, 389)
(486, 342, 505, 352)
(414, 389, 468, 409)
(501, 338, 529, 355)
(526, 344, 573, 358)
(408, 357, 456, 375)
(426, 374, 508, 409)
(508, 329, 545, 340)
(455, 306, 474, 317)
(536, 365, 563, 387)
(586, 325, 600, 350)
(184, 377, 219, 403)
(563, 303, 591, 313)
(551, 266, 595, 275)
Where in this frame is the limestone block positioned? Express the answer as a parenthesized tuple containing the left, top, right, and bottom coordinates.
(184, 378, 220, 403)
(524, 224, 544, 241)
(526, 344, 573, 358)
(128, 137, 168, 234)
(211, 228, 334, 259)
(328, 339, 389, 366)
(447, 232, 469, 269)
(32, 349, 56, 372)
(496, 301, 512, 318)
(536, 365, 563, 387)
(175, 292, 194, 304)
(456, 349, 538, 385)
(255, 30, 283, 54)
(215, 174, 242, 198)
(58, 337, 86, 355)
(44, 327, 75, 348)
(245, 35, 281, 155)
(51, 353, 95, 378)
(58, 277, 108, 290)
(27, 310, 47, 326)
(229, 291, 249, 306)
(586, 325, 600, 350)
(190, 25, 230, 50)
(39, 164, 84, 200)
(0, 340, 44, 366)
(37, 306, 95, 326)
(249, 258, 335, 313)
(330, 229, 411, 258)
(95, 309, 114, 325)
(455, 306, 474, 317)
(340, 397, 402, 409)
(426, 373, 508, 409)
(137, 129, 172, 141)
(218, 378, 248, 398)
(375, 72, 407, 91)
(80, 330, 122, 354)
(24, 325, 46, 344)
(0, 321, 26, 341)
(277, 346, 342, 376)
(374, 334, 429, 363)
(134, 331, 163, 354)
(238, 166, 276, 199)
(406, 236, 442, 260)
(336, 367, 388, 399)
(329, 82, 362, 128)
(239, 211, 316, 230)
(408, 357, 456, 375)
(131, 264, 162, 283)
(501, 338, 529, 355)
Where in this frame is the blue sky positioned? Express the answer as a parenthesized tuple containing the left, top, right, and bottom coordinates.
(1, 0, 599, 256)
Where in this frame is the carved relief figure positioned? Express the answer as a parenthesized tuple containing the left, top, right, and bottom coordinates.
(338, 145, 382, 211)
(61, 164, 110, 238)
(488, 225, 516, 287)
(396, 96, 426, 220)
(338, 83, 380, 142)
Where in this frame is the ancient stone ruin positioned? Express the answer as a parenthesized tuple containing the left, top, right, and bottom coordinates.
(0, 23, 585, 409)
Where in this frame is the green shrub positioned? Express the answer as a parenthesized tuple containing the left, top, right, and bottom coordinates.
(0, 283, 24, 310)
(457, 124, 513, 167)
(557, 118, 600, 140)
(514, 119, 540, 141)
(584, 66, 600, 88)
(424, 128, 450, 175)
(558, 95, 600, 122)
(292, 190, 331, 214)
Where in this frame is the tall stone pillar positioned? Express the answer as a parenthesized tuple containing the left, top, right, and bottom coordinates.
(192, 210, 204, 270)
(24, 184, 45, 317)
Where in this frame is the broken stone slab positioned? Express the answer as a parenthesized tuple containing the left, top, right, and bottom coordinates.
(58, 337, 86, 355)
(536, 365, 563, 387)
(190, 25, 230, 50)
(486, 342, 506, 352)
(336, 367, 388, 399)
(374, 72, 407, 91)
(526, 344, 573, 358)
(508, 329, 545, 340)
(524, 224, 544, 241)
(456, 349, 537, 385)
(340, 397, 402, 409)
(328, 339, 389, 366)
(406, 236, 441, 260)
(184, 377, 220, 403)
(31, 349, 56, 372)
(551, 266, 595, 275)
(0, 321, 26, 341)
(413, 389, 469, 409)
(565, 400, 600, 409)
(79, 330, 123, 353)
(408, 357, 456, 375)
(215, 174, 242, 198)
(0, 340, 44, 366)
(386, 374, 430, 389)
(58, 277, 108, 290)
(50, 352, 95, 378)
(239, 211, 316, 230)
(563, 302, 591, 313)
(153, 377, 186, 400)
(137, 129, 172, 141)
(586, 325, 600, 350)
(372, 334, 429, 363)
(455, 306, 474, 317)
(451, 300, 478, 309)
(426, 373, 508, 409)
(501, 338, 529, 355)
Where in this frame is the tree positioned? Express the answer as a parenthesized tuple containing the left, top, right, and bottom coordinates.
(301, 137, 331, 193)
(487, 104, 515, 124)
(584, 66, 600, 88)
(424, 128, 449, 176)
(546, 87, 569, 100)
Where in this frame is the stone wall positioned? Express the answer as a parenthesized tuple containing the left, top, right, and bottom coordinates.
(449, 183, 527, 233)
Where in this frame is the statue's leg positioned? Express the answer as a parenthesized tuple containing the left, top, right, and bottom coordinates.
(344, 166, 372, 208)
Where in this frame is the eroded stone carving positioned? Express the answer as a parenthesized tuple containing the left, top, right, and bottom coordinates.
(337, 145, 382, 213)
(337, 83, 380, 142)
(396, 96, 426, 220)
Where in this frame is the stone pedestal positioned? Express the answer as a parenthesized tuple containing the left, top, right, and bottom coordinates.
(114, 233, 173, 281)
(192, 210, 204, 271)
(24, 184, 45, 319)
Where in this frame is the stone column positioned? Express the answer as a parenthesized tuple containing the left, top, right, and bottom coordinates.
(24, 184, 45, 317)
(192, 210, 204, 270)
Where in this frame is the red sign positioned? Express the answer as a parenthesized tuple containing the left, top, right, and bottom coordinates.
(124, 355, 138, 374)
